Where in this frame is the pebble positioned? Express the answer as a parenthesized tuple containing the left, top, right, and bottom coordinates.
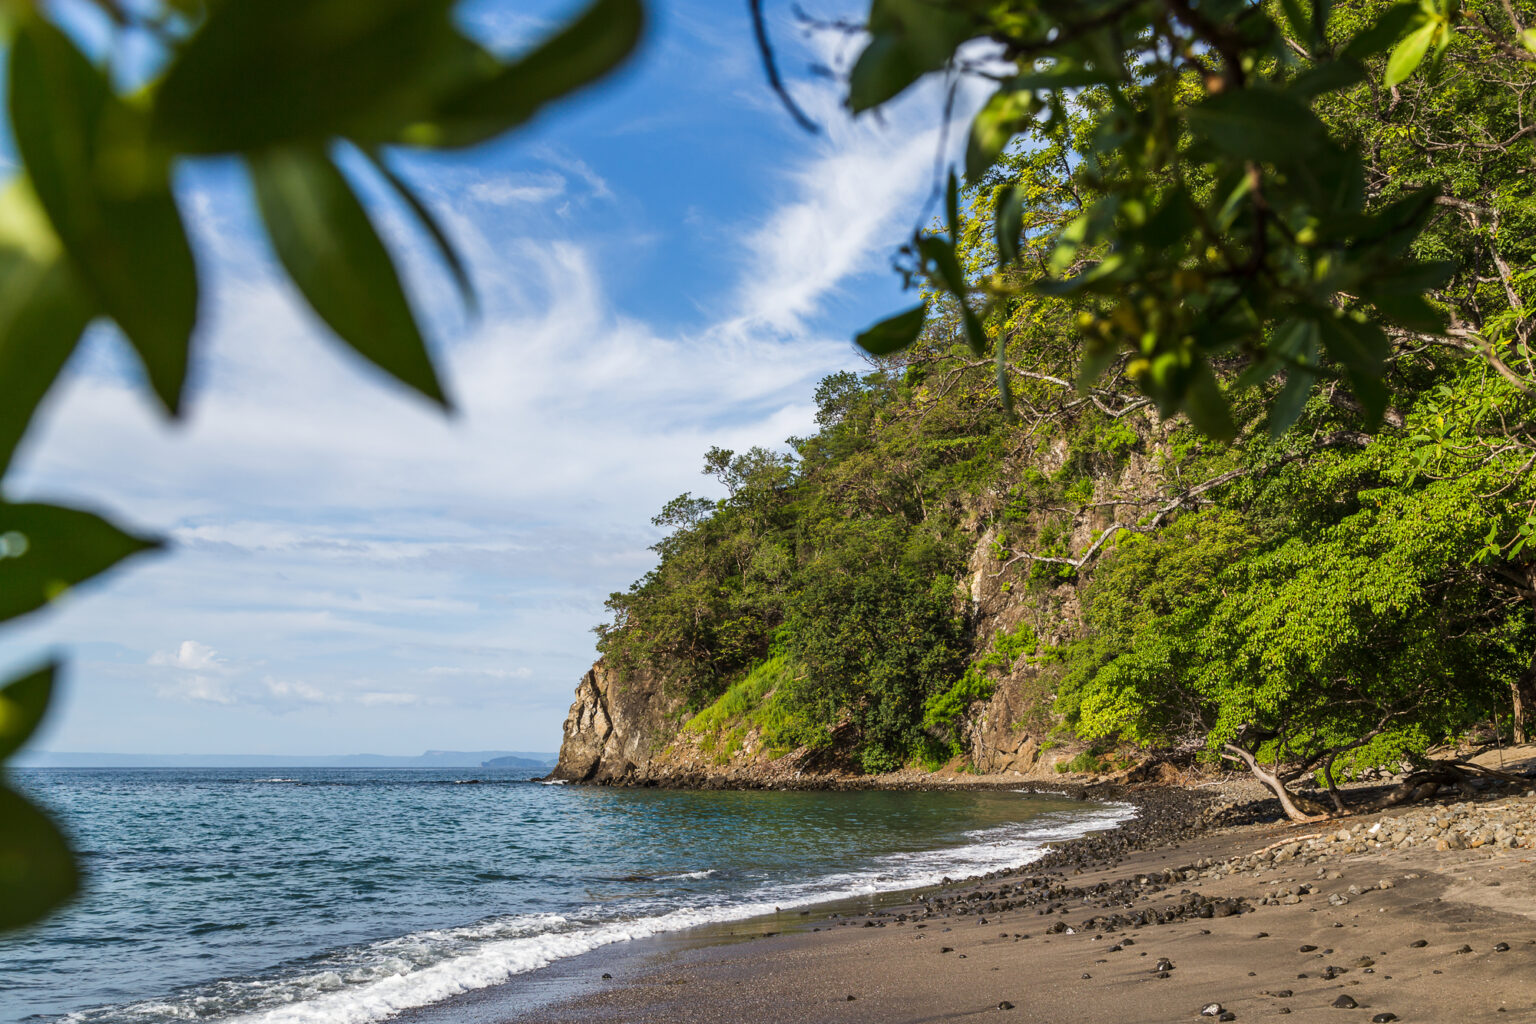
(1332, 995, 1358, 1008)
(1371, 1015, 1398, 1023)
(997, 1000, 1014, 1010)
(1200, 1004, 1224, 1017)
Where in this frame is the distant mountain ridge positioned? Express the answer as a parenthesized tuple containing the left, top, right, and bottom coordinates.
(17, 750, 558, 769)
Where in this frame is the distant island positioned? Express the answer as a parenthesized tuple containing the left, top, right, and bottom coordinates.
(16, 750, 558, 769)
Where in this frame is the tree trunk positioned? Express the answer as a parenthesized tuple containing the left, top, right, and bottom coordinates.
(1223, 743, 1331, 822)
(1513, 658, 1535, 745)
(1517, 563, 1536, 745)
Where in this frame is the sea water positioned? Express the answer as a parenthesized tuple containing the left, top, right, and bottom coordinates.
(1, 768, 1130, 1024)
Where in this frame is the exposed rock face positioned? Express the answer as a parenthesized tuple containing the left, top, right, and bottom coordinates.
(551, 660, 682, 782)
(552, 420, 1179, 785)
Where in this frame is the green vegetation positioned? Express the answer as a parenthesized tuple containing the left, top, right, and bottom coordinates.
(599, 0, 1536, 824)
(683, 656, 822, 762)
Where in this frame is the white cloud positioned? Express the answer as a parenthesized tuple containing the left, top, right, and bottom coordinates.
(468, 172, 567, 206)
(149, 640, 226, 672)
(154, 675, 235, 705)
(425, 666, 533, 680)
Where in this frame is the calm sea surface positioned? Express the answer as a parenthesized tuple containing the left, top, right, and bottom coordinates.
(1, 768, 1129, 1024)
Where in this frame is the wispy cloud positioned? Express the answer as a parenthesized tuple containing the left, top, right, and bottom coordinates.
(3, 10, 971, 755)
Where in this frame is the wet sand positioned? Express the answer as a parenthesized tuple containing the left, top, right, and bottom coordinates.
(493, 788, 1536, 1024)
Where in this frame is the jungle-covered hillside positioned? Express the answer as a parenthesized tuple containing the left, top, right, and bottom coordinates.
(593, 0, 1536, 817)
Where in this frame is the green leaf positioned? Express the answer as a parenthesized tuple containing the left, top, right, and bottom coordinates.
(0, 663, 56, 761)
(856, 303, 928, 356)
(1522, 27, 1536, 52)
(0, 180, 94, 477)
(10, 16, 197, 415)
(994, 184, 1024, 265)
(0, 503, 159, 624)
(0, 784, 78, 931)
(966, 86, 1037, 180)
(249, 146, 448, 407)
(918, 236, 986, 355)
(152, 0, 460, 153)
(848, 0, 980, 113)
(1384, 20, 1439, 88)
(1269, 367, 1315, 436)
(1184, 87, 1331, 166)
(1342, 2, 1422, 59)
(1286, 58, 1366, 99)
(1182, 358, 1236, 440)
(413, 0, 645, 148)
(1314, 314, 1389, 425)
(1279, 0, 1312, 44)
(946, 170, 960, 239)
(362, 149, 477, 319)
(1363, 289, 1445, 333)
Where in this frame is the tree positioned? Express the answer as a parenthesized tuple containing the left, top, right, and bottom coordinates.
(0, 0, 645, 930)
(835, 0, 1536, 814)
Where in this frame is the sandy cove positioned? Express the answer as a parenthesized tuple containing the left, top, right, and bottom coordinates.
(498, 780, 1536, 1024)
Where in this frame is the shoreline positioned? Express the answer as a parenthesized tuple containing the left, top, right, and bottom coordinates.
(396, 784, 1241, 1024)
(471, 777, 1536, 1024)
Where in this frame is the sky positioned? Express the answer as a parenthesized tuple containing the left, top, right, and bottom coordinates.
(4, 0, 975, 757)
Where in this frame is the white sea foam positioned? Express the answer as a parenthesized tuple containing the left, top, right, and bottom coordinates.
(65, 800, 1134, 1024)
(656, 868, 718, 881)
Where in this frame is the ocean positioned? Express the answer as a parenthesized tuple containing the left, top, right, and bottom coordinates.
(1, 768, 1130, 1024)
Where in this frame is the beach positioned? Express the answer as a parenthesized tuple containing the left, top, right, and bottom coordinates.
(498, 778, 1536, 1024)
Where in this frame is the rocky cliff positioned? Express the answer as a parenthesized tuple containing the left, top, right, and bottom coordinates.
(552, 420, 1180, 786)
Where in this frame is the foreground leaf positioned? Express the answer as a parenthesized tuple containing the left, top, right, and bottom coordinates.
(9, 16, 197, 415)
(153, 0, 459, 152)
(0, 663, 56, 761)
(0, 785, 78, 931)
(0, 503, 159, 624)
(415, 0, 644, 148)
(0, 180, 94, 477)
(249, 147, 448, 407)
(856, 303, 927, 356)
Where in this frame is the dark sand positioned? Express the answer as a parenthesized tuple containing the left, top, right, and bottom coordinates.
(489, 792, 1536, 1024)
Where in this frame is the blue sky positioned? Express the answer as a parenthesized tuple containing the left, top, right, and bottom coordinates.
(4, 0, 976, 757)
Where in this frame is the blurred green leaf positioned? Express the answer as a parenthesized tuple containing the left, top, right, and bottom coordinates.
(855, 303, 927, 356)
(0, 180, 94, 477)
(918, 235, 986, 355)
(966, 86, 1037, 180)
(0, 663, 55, 761)
(1364, 289, 1445, 333)
(415, 0, 644, 148)
(1286, 58, 1366, 99)
(0, 784, 78, 931)
(945, 170, 960, 239)
(153, 0, 459, 153)
(1314, 313, 1389, 425)
(1384, 19, 1439, 87)
(250, 146, 448, 408)
(1183, 358, 1236, 440)
(1184, 88, 1330, 166)
(848, 0, 980, 113)
(363, 149, 478, 319)
(10, 16, 197, 415)
(0, 503, 159, 624)
(994, 184, 1024, 265)
(1342, 1, 1421, 59)
(1269, 366, 1316, 436)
